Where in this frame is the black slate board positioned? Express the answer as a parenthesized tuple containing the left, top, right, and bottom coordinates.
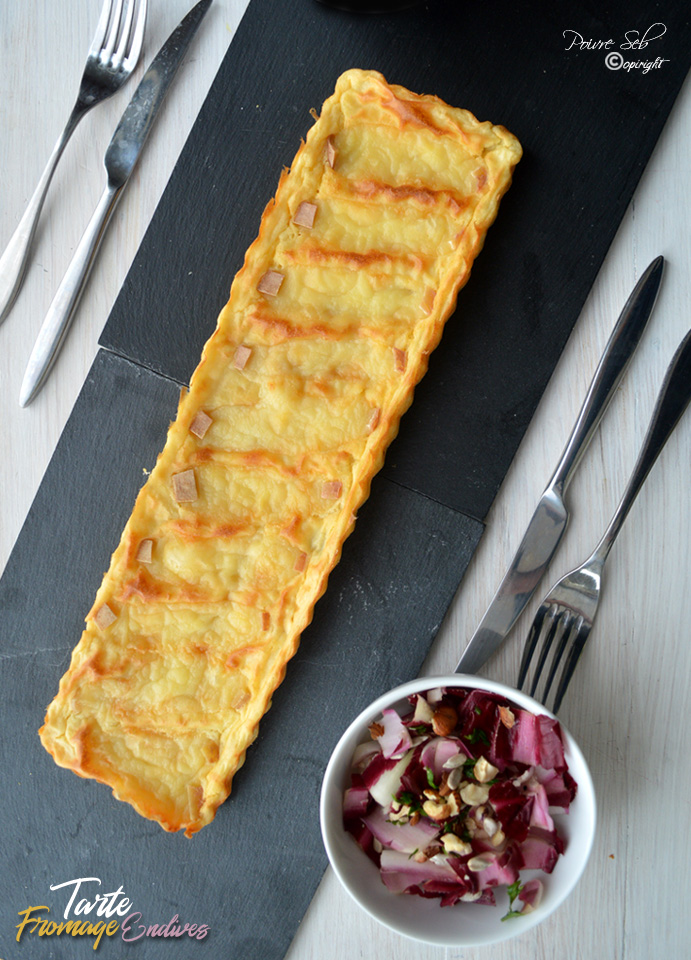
(0, 350, 480, 959)
(2, 0, 690, 957)
(101, 0, 690, 521)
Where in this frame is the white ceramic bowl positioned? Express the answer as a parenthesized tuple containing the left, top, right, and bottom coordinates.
(320, 675, 596, 947)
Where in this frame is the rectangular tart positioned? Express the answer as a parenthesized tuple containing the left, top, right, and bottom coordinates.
(39, 69, 521, 835)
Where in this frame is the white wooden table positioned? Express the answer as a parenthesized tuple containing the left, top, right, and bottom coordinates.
(1, 4, 689, 958)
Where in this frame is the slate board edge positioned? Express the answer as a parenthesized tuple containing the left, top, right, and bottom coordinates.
(103, 340, 496, 526)
(99, 0, 691, 525)
(0, 346, 484, 960)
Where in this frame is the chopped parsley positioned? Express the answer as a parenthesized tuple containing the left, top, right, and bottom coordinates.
(501, 879, 525, 921)
(394, 791, 423, 815)
(464, 728, 490, 746)
(408, 724, 430, 735)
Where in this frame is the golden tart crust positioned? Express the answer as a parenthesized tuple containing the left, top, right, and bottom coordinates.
(39, 69, 521, 835)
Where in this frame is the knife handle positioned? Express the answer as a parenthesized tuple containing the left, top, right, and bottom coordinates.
(455, 256, 665, 677)
(19, 179, 122, 407)
(550, 255, 664, 494)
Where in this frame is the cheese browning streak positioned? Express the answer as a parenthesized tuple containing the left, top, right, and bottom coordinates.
(39, 70, 521, 835)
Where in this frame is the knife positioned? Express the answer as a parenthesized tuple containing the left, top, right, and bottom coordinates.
(19, 0, 213, 407)
(455, 255, 664, 675)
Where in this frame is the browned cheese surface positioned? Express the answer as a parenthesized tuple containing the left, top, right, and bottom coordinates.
(39, 69, 521, 835)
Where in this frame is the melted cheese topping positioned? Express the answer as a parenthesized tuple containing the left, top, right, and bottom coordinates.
(39, 69, 521, 835)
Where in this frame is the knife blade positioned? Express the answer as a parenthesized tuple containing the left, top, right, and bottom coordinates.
(19, 0, 213, 407)
(455, 255, 664, 675)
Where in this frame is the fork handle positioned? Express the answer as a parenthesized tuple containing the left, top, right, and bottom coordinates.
(592, 328, 691, 564)
(0, 101, 89, 326)
(19, 178, 123, 407)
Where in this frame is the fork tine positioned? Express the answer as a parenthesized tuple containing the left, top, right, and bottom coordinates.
(552, 620, 593, 713)
(541, 612, 577, 701)
(123, 0, 148, 70)
(102, 0, 125, 62)
(88, 0, 116, 57)
(528, 603, 561, 698)
(517, 603, 547, 690)
(112, 0, 136, 68)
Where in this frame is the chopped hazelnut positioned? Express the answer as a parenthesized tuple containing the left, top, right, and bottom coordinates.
(325, 135, 336, 168)
(422, 799, 451, 821)
(369, 721, 384, 739)
(474, 756, 499, 783)
(460, 782, 490, 806)
(513, 768, 534, 789)
(447, 766, 464, 791)
(490, 827, 506, 847)
(482, 816, 499, 838)
(432, 705, 458, 737)
(467, 853, 495, 873)
(442, 834, 472, 856)
(499, 706, 515, 729)
(443, 754, 468, 769)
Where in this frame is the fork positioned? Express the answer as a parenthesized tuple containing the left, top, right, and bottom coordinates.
(0, 0, 147, 326)
(518, 326, 691, 713)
